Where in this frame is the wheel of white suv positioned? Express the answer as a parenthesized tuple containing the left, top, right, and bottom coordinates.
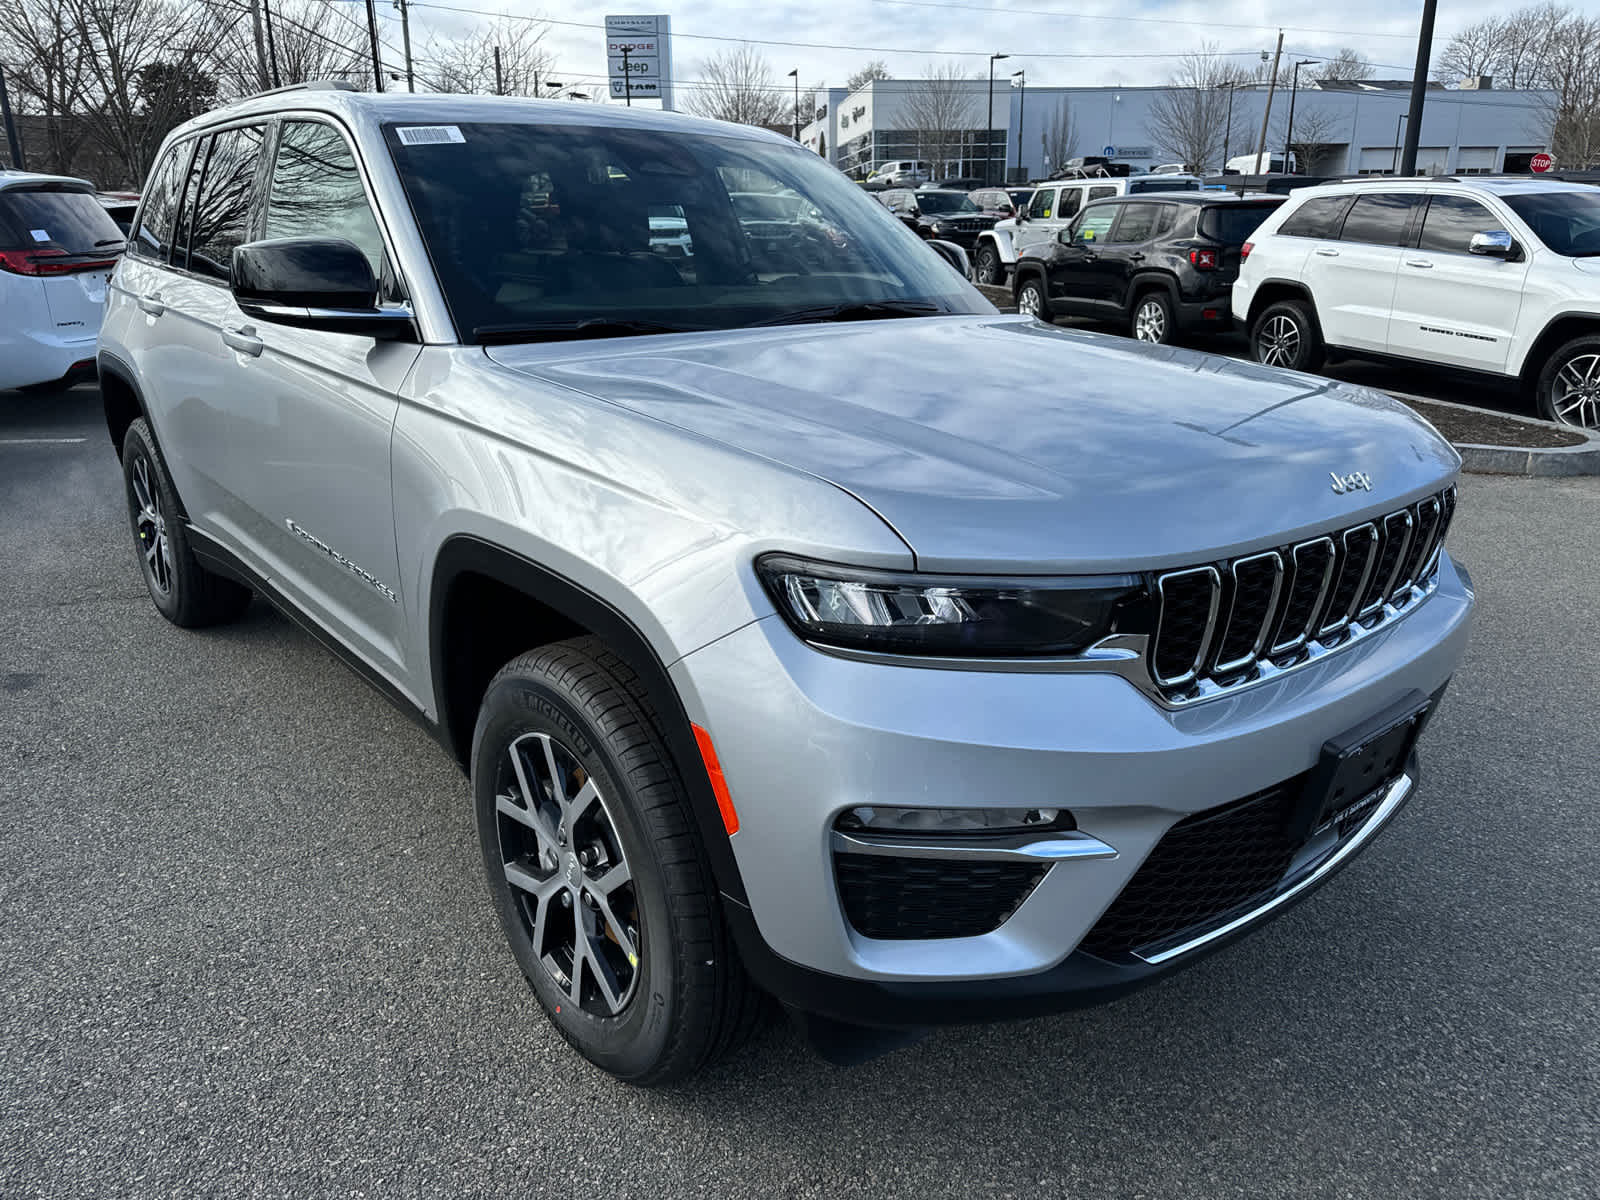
(120, 418, 252, 628)
(471, 637, 763, 1084)
(1535, 334, 1600, 428)
(1131, 291, 1175, 345)
(1017, 278, 1047, 321)
(1250, 299, 1325, 373)
(975, 244, 1004, 286)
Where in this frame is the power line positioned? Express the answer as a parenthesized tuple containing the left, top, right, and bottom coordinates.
(869, 0, 1424, 41)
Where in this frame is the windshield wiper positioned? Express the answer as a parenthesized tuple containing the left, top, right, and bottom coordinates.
(746, 300, 943, 328)
(473, 318, 696, 344)
(93, 238, 125, 248)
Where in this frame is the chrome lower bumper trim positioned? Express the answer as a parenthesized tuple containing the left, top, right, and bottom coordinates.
(1133, 771, 1415, 966)
(832, 829, 1118, 864)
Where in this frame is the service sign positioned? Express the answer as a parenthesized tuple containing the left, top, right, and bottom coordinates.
(604, 15, 673, 109)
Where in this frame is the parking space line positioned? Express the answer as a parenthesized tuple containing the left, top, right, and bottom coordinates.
(0, 437, 89, 445)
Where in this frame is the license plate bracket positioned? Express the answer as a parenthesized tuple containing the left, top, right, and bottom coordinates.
(1291, 690, 1432, 845)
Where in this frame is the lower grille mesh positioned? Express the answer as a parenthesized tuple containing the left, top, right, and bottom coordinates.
(836, 855, 1045, 940)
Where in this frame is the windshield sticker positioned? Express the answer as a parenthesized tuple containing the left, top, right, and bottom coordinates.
(396, 125, 465, 146)
(30, 229, 50, 242)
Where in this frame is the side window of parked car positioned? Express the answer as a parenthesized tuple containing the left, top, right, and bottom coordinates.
(263, 121, 387, 278)
(1028, 188, 1055, 220)
(184, 124, 267, 282)
(1058, 188, 1082, 220)
(1416, 195, 1502, 254)
(1073, 205, 1118, 242)
(1088, 185, 1118, 203)
(1336, 193, 1422, 248)
(1278, 195, 1353, 239)
(131, 141, 193, 262)
(1109, 202, 1162, 243)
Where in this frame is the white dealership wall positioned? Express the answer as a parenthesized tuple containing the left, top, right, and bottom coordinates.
(803, 78, 1553, 179)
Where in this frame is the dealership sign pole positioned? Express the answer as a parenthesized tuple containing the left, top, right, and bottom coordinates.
(606, 15, 674, 110)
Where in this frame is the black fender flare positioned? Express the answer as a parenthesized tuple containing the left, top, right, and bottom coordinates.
(1123, 272, 1181, 318)
(427, 535, 751, 909)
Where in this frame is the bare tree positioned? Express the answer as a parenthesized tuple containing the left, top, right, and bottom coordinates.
(1146, 47, 1248, 173)
(1318, 49, 1375, 82)
(422, 16, 555, 96)
(896, 62, 977, 178)
(206, 0, 368, 98)
(1280, 106, 1344, 174)
(1437, 16, 1503, 84)
(685, 43, 787, 126)
(1041, 100, 1079, 174)
(1537, 12, 1600, 166)
(0, 0, 94, 173)
(846, 60, 891, 93)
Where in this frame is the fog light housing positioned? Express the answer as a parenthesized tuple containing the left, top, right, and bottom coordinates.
(835, 806, 1073, 836)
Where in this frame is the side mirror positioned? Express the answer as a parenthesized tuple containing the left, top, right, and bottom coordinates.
(231, 237, 414, 339)
(1469, 230, 1515, 259)
(926, 238, 971, 278)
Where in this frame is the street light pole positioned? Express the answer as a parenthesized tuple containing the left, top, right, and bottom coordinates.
(789, 68, 800, 141)
(1012, 70, 1025, 182)
(1282, 59, 1315, 174)
(1220, 81, 1236, 169)
(987, 53, 1009, 186)
(1392, 113, 1406, 173)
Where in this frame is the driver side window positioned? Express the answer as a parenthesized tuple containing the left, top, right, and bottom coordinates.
(1028, 188, 1055, 220)
(1072, 205, 1118, 243)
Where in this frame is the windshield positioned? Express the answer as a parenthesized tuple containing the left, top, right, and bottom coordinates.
(384, 122, 986, 340)
(913, 192, 979, 214)
(1505, 190, 1600, 257)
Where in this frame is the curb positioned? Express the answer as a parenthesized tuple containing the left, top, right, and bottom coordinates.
(1385, 391, 1600, 478)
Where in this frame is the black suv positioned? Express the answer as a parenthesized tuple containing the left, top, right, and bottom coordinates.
(880, 188, 1000, 249)
(1012, 192, 1282, 343)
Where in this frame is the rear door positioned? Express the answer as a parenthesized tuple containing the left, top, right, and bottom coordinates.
(1385, 192, 1529, 372)
(1308, 191, 1420, 352)
(1099, 201, 1168, 311)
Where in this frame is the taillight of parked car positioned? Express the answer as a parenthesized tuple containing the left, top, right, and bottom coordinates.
(0, 248, 119, 276)
(1240, 241, 1254, 261)
(1188, 248, 1218, 270)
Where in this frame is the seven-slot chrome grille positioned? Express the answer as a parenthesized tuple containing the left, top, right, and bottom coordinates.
(1150, 486, 1456, 700)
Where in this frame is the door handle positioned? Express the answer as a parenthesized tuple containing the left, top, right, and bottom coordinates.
(1129, 252, 1146, 262)
(136, 293, 165, 316)
(1314, 248, 1340, 258)
(222, 325, 264, 357)
(1404, 258, 1434, 269)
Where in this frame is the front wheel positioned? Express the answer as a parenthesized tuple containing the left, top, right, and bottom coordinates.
(1131, 291, 1175, 344)
(975, 243, 1004, 286)
(472, 637, 762, 1084)
(1250, 299, 1325, 373)
(1016, 278, 1048, 321)
(1535, 335, 1600, 427)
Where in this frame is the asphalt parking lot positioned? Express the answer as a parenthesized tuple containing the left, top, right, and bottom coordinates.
(3, 384, 1597, 1199)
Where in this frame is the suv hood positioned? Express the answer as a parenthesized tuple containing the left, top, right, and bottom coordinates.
(487, 316, 1459, 572)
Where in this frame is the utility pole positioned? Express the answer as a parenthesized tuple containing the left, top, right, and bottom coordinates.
(363, 0, 385, 91)
(395, 0, 415, 92)
(1399, 0, 1438, 175)
(621, 46, 632, 106)
(494, 45, 503, 95)
(1253, 30, 1283, 173)
(248, 0, 271, 92)
(789, 68, 800, 141)
(0, 64, 23, 170)
(262, 0, 282, 88)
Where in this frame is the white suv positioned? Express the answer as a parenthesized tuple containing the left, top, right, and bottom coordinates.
(1233, 177, 1600, 427)
(0, 170, 126, 392)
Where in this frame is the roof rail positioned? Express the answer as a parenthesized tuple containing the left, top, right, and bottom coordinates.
(247, 79, 361, 100)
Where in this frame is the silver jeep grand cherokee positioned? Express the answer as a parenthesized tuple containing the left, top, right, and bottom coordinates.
(98, 86, 1474, 1084)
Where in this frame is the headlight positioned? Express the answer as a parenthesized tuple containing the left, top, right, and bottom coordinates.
(931, 221, 952, 234)
(756, 554, 1148, 657)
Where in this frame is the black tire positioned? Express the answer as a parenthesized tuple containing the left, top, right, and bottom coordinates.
(1250, 299, 1325, 373)
(472, 637, 763, 1085)
(1130, 289, 1176, 344)
(1534, 334, 1600, 427)
(121, 418, 252, 628)
(975, 243, 1004, 286)
(1016, 276, 1048, 321)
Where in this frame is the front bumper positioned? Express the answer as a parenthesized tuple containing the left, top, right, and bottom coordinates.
(670, 554, 1474, 1024)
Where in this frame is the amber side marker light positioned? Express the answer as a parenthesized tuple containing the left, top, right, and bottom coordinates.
(691, 723, 740, 835)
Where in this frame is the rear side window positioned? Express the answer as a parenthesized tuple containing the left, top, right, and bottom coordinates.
(186, 124, 267, 282)
(1337, 193, 1422, 247)
(131, 142, 192, 261)
(1088, 185, 1118, 202)
(1416, 195, 1501, 254)
(1109, 203, 1161, 244)
(0, 187, 124, 255)
(264, 121, 386, 276)
(1278, 195, 1354, 239)
(1200, 203, 1282, 244)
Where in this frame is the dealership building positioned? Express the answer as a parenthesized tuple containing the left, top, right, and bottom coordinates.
(801, 76, 1555, 180)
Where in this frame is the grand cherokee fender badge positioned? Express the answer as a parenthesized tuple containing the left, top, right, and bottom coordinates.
(285, 519, 398, 602)
(1329, 471, 1373, 495)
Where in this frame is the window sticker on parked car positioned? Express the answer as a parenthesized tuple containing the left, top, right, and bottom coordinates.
(395, 125, 465, 146)
(31, 229, 50, 241)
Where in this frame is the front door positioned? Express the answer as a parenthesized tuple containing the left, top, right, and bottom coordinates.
(1015, 186, 1067, 257)
(1047, 202, 1119, 312)
(1099, 201, 1168, 313)
(1386, 193, 1529, 372)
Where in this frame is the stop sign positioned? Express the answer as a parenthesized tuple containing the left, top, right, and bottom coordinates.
(1531, 152, 1554, 173)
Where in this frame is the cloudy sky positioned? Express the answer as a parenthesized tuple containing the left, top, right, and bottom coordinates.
(388, 0, 1519, 98)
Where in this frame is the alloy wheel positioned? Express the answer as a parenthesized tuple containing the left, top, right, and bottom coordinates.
(131, 454, 173, 595)
(496, 731, 640, 1017)
(1258, 315, 1301, 367)
(1018, 285, 1043, 318)
(1134, 299, 1167, 343)
(1550, 353, 1600, 427)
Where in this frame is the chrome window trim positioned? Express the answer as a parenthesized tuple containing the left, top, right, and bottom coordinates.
(1212, 551, 1284, 677)
(1151, 566, 1222, 689)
